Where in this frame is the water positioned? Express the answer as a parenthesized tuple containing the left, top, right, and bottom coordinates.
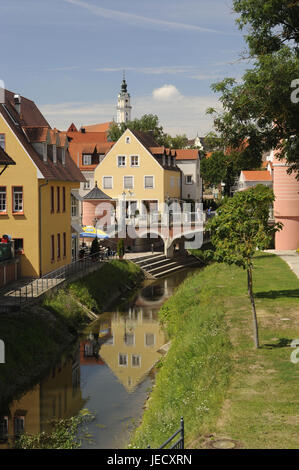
(0, 268, 197, 449)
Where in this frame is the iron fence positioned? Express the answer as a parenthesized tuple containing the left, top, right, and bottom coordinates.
(12, 251, 113, 305)
(148, 417, 184, 449)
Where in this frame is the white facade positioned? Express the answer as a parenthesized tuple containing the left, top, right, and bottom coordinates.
(176, 159, 202, 202)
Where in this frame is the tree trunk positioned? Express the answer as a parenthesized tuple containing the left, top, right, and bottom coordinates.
(247, 267, 259, 349)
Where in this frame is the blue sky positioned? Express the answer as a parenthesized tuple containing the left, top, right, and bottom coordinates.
(1, 0, 250, 137)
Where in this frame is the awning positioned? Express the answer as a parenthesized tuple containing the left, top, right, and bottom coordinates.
(79, 226, 109, 239)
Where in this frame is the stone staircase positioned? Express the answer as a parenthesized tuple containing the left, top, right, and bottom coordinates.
(131, 253, 201, 279)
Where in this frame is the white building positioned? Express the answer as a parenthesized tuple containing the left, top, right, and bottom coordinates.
(175, 149, 202, 202)
(116, 76, 132, 124)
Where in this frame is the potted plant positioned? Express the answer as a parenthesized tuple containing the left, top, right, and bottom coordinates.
(117, 239, 125, 260)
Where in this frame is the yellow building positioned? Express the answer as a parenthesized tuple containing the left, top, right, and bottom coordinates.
(93, 129, 181, 219)
(0, 90, 84, 277)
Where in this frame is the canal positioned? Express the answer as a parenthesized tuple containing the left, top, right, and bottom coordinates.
(0, 268, 197, 449)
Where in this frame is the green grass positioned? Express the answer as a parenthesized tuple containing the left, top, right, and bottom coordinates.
(43, 260, 144, 324)
(129, 252, 299, 449)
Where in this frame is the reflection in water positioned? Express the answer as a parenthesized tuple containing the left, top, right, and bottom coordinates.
(0, 344, 85, 449)
(0, 268, 196, 449)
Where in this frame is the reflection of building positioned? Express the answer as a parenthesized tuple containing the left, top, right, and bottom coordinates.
(0, 346, 85, 448)
(99, 308, 166, 392)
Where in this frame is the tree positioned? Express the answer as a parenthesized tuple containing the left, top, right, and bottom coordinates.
(90, 237, 100, 259)
(233, 0, 299, 56)
(208, 1, 299, 177)
(117, 239, 125, 259)
(207, 185, 282, 348)
(108, 115, 189, 148)
(108, 114, 165, 144)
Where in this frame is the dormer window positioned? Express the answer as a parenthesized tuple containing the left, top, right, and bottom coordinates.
(83, 154, 92, 165)
(43, 142, 47, 162)
(62, 148, 66, 166)
(53, 145, 57, 164)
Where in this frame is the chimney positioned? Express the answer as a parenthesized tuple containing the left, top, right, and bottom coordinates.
(14, 94, 21, 114)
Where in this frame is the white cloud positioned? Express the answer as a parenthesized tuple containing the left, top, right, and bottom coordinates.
(152, 84, 182, 101)
(64, 0, 238, 35)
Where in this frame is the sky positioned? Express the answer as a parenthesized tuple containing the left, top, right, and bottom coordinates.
(1, 0, 251, 137)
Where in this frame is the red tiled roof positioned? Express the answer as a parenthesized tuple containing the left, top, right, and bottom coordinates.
(175, 149, 199, 160)
(0, 89, 84, 182)
(241, 170, 272, 181)
(67, 131, 108, 143)
(84, 122, 113, 133)
(23, 126, 49, 143)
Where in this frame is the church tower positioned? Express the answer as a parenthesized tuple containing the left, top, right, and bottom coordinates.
(116, 73, 132, 124)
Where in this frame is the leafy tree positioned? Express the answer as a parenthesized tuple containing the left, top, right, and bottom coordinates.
(167, 133, 189, 149)
(117, 239, 125, 258)
(208, 1, 299, 177)
(108, 115, 189, 148)
(233, 0, 299, 56)
(108, 114, 165, 144)
(90, 237, 100, 259)
(207, 185, 282, 348)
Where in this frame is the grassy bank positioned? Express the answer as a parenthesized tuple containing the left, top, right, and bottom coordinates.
(130, 252, 299, 449)
(43, 260, 144, 325)
(0, 260, 143, 409)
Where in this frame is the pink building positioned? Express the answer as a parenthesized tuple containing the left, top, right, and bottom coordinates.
(273, 153, 299, 249)
(82, 182, 114, 228)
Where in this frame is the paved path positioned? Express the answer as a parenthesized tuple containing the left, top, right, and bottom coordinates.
(266, 250, 299, 280)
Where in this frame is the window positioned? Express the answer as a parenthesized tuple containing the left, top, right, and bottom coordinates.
(14, 416, 25, 437)
(51, 186, 54, 213)
(185, 175, 193, 185)
(0, 187, 6, 213)
(170, 176, 175, 187)
(12, 186, 23, 213)
(83, 154, 92, 165)
(117, 155, 126, 167)
(71, 195, 78, 217)
(0, 134, 5, 150)
(62, 187, 66, 212)
(124, 176, 133, 189)
(83, 180, 91, 190)
(126, 137, 130, 144)
(0, 417, 8, 441)
(144, 176, 154, 189)
(145, 333, 155, 346)
(132, 355, 141, 367)
(124, 333, 134, 346)
(103, 176, 113, 189)
(130, 155, 139, 167)
(57, 233, 61, 259)
(51, 235, 55, 261)
(57, 187, 60, 212)
(119, 353, 128, 366)
(63, 232, 66, 257)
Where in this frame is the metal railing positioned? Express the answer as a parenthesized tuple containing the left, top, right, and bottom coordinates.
(148, 417, 184, 449)
(12, 252, 111, 305)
